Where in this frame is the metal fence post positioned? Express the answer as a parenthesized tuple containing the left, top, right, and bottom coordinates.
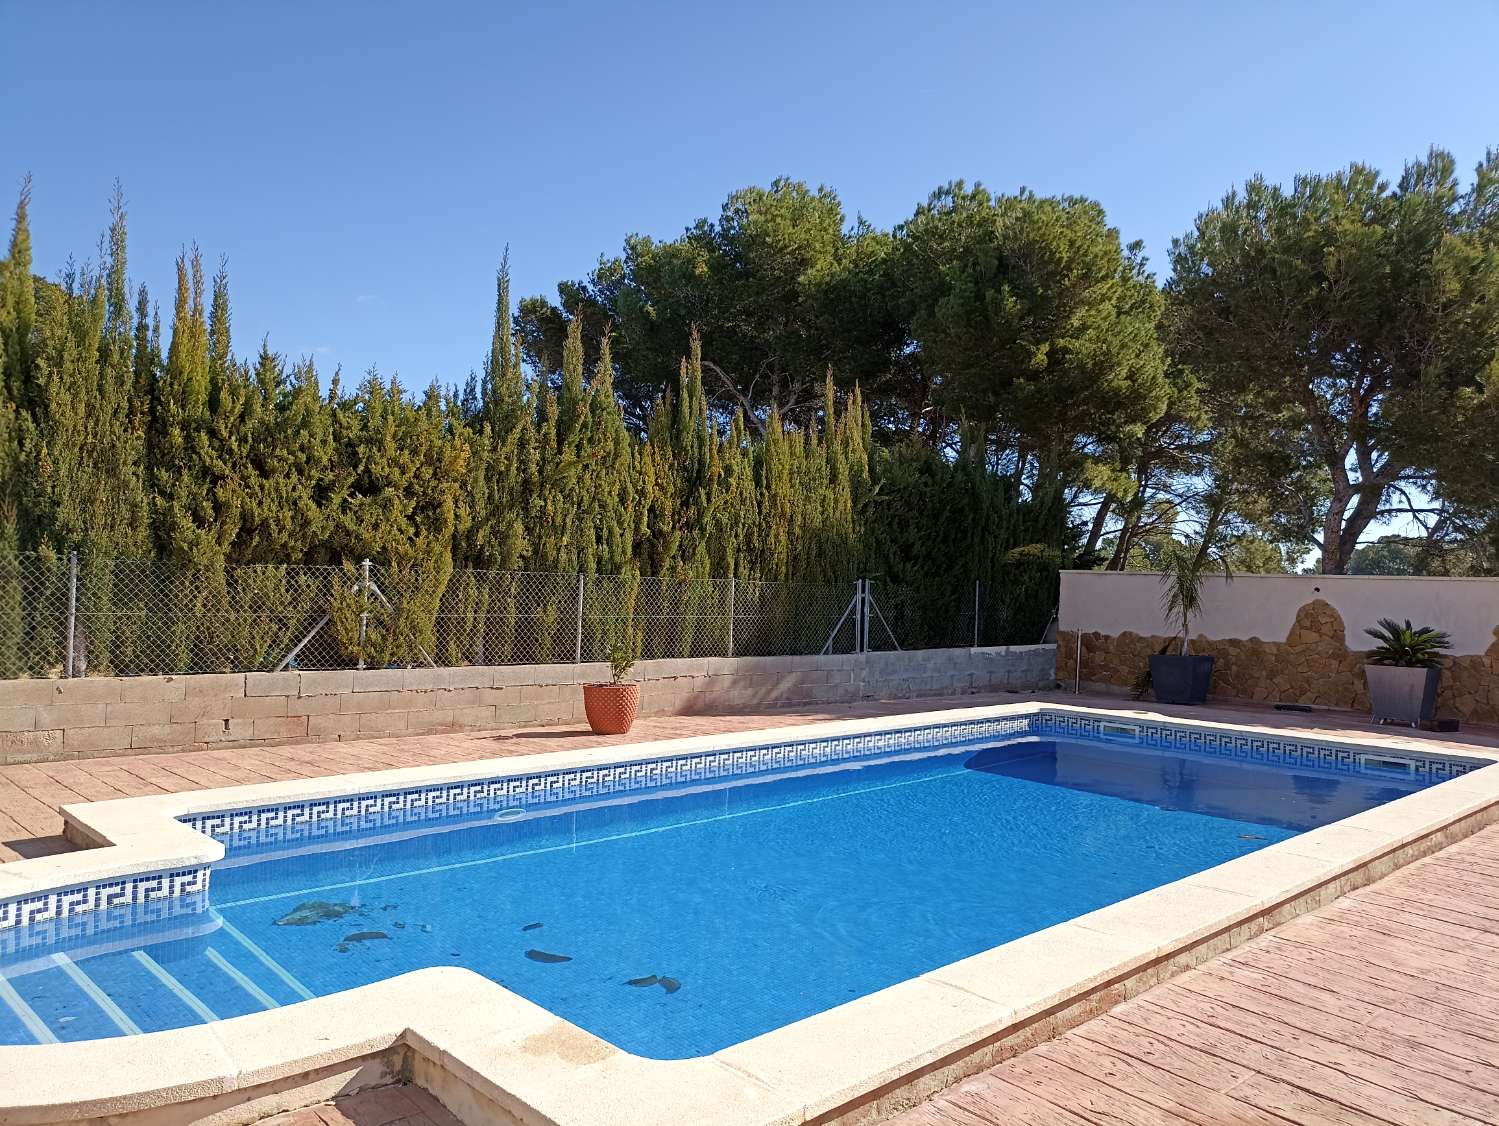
(727, 576, 736, 659)
(858, 578, 868, 654)
(357, 558, 371, 671)
(973, 579, 980, 648)
(574, 573, 584, 664)
(65, 550, 78, 678)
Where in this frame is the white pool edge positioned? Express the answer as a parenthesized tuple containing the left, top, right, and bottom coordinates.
(1, 700, 1498, 1126)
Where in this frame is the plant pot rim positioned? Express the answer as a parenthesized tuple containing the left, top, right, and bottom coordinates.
(583, 681, 638, 689)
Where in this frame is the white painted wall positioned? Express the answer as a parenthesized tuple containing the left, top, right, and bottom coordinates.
(1058, 571, 1499, 656)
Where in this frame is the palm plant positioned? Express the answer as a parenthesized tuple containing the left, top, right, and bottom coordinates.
(1363, 619, 1451, 667)
(1158, 540, 1233, 656)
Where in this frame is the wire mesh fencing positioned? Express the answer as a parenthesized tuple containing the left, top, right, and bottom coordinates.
(0, 552, 1057, 679)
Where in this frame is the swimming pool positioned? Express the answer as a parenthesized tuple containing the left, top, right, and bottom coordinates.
(0, 710, 1475, 1056)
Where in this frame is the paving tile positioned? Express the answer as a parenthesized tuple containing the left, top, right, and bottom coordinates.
(892, 820, 1499, 1126)
(6, 690, 1499, 1126)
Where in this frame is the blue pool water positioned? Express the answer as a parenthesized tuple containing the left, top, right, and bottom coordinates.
(0, 733, 1438, 1055)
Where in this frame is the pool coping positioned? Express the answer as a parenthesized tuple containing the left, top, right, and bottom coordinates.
(2, 700, 1498, 1125)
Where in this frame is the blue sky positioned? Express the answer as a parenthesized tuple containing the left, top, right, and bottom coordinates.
(3, 0, 1497, 390)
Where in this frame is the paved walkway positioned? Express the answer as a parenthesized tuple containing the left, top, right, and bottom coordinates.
(267, 1084, 460, 1126)
(5, 689, 1493, 863)
(7, 690, 1498, 1124)
(892, 823, 1499, 1126)
(0, 694, 1028, 861)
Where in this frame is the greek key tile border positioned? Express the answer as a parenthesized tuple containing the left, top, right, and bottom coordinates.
(0, 867, 209, 934)
(0, 889, 211, 961)
(1035, 712, 1481, 782)
(185, 715, 1036, 854)
(3, 708, 1485, 930)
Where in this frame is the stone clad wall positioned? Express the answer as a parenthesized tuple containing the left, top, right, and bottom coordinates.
(0, 645, 1057, 765)
(1056, 599, 1499, 725)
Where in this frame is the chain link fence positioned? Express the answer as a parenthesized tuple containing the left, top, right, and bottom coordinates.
(0, 552, 1056, 679)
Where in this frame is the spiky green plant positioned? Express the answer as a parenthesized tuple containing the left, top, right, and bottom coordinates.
(1363, 619, 1451, 668)
(1158, 540, 1233, 656)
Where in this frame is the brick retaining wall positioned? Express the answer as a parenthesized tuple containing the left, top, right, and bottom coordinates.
(0, 646, 1057, 764)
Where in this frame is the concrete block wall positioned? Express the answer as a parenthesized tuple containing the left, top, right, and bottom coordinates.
(0, 645, 1057, 765)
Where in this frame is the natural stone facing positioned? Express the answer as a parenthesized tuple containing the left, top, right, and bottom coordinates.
(1057, 598, 1499, 725)
(0, 646, 1057, 764)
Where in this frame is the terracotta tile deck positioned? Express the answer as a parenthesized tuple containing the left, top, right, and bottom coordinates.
(265, 1084, 461, 1126)
(892, 823, 1499, 1126)
(5, 688, 1494, 864)
(8, 689, 1499, 1125)
(0, 694, 1018, 862)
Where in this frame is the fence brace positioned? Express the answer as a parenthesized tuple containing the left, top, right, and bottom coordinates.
(821, 579, 862, 656)
(864, 580, 901, 653)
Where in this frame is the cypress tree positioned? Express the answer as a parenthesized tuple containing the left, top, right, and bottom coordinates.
(0, 179, 33, 675)
(585, 331, 637, 576)
(17, 189, 149, 671)
(235, 348, 334, 564)
(450, 258, 536, 663)
(151, 246, 219, 563)
(456, 257, 533, 568)
(130, 283, 160, 435)
(327, 372, 468, 666)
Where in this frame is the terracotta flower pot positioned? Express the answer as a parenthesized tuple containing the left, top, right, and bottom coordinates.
(583, 682, 640, 735)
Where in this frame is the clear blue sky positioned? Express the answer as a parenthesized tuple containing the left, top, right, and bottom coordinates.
(3, 0, 1497, 390)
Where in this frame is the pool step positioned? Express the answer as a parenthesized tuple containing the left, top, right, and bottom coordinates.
(0, 966, 58, 1044)
(0, 934, 308, 1046)
(130, 951, 221, 1024)
(49, 953, 143, 1036)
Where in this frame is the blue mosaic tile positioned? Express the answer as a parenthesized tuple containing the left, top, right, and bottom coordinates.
(1033, 711, 1480, 783)
(0, 867, 209, 933)
(185, 714, 1036, 853)
(0, 889, 210, 960)
(1, 707, 1483, 930)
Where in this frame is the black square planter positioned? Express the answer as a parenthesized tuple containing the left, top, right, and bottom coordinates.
(1148, 654, 1215, 705)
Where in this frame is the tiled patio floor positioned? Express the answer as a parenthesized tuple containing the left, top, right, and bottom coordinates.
(892, 822, 1499, 1126)
(7, 690, 1499, 1125)
(266, 1083, 460, 1126)
(0, 694, 1013, 862)
(4, 688, 1494, 864)
(276, 822, 1499, 1125)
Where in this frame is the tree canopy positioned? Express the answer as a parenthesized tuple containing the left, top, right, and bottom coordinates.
(1168, 148, 1499, 573)
(2, 143, 1496, 618)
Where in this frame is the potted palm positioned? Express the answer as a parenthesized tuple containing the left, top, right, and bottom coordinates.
(1363, 618, 1451, 727)
(583, 645, 640, 735)
(1148, 541, 1232, 705)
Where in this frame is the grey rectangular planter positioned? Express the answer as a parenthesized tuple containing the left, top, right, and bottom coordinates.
(1365, 664, 1441, 727)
